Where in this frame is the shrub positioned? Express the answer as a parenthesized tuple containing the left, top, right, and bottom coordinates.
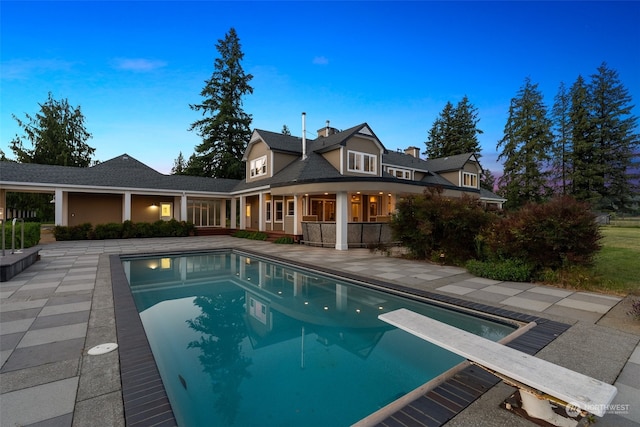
(1, 221, 41, 248)
(390, 188, 496, 264)
(466, 259, 533, 282)
(51, 219, 194, 240)
(54, 223, 92, 241)
(481, 196, 601, 273)
(94, 223, 123, 239)
(232, 230, 268, 240)
(274, 236, 294, 244)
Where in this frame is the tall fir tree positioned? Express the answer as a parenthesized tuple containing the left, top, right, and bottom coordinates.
(188, 28, 253, 179)
(497, 78, 553, 209)
(452, 95, 483, 156)
(588, 62, 639, 211)
(550, 82, 572, 194)
(425, 96, 482, 158)
(425, 101, 455, 158)
(569, 75, 600, 205)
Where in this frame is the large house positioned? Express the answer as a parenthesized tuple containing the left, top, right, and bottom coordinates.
(0, 120, 505, 250)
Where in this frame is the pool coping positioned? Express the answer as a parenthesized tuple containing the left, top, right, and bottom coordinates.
(110, 249, 571, 427)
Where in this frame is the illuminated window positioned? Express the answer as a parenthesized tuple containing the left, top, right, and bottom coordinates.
(463, 172, 478, 188)
(160, 203, 172, 218)
(347, 150, 376, 174)
(250, 155, 267, 178)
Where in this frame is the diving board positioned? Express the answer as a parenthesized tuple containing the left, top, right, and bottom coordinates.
(379, 308, 617, 426)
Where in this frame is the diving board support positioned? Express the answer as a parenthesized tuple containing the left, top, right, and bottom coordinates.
(378, 308, 617, 426)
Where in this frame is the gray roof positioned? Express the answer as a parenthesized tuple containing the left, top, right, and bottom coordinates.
(382, 150, 431, 171)
(251, 129, 303, 155)
(479, 187, 506, 201)
(423, 153, 478, 173)
(1, 154, 240, 193)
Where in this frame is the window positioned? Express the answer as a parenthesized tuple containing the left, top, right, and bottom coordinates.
(250, 155, 267, 178)
(287, 200, 295, 216)
(387, 167, 411, 180)
(187, 200, 222, 227)
(463, 172, 478, 188)
(265, 201, 272, 222)
(275, 200, 284, 222)
(347, 150, 376, 174)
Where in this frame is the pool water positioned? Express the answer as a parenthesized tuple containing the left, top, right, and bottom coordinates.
(123, 251, 514, 427)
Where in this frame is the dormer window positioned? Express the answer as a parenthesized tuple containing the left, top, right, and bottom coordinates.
(387, 167, 411, 180)
(348, 150, 376, 174)
(463, 172, 478, 188)
(250, 155, 267, 178)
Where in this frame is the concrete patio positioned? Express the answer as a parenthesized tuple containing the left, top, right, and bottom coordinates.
(1, 236, 639, 426)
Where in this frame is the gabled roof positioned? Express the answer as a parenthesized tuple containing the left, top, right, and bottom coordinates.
(245, 129, 303, 160)
(0, 154, 240, 193)
(423, 153, 481, 173)
(382, 150, 430, 172)
(308, 123, 384, 154)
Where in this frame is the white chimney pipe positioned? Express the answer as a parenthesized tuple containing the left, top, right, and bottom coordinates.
(302, 112, 307, 160)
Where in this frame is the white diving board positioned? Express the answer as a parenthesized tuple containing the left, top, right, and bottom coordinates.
(379, 308, 617, 424)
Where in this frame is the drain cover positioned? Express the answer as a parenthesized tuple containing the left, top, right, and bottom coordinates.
(88, 343, 118, 355)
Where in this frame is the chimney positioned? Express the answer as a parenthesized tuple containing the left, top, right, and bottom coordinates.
(404, 146, 421, 159)
(301, 112, 307, 160)
(317, 120, 339, 138)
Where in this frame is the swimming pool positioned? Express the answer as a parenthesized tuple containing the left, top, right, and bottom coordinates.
(122, 250, 516, 426)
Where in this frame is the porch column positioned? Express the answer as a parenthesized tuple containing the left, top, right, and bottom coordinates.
(54, 188, 64, 226)
(239, 196, 246, 229)
(180, 193, 187, 222)
(335, 191, 348, 250)
(293, 194, 299, 235)
(230, 197, 237, 229)
(123, 191, 132, 222)
(258, 193, 264, 232)
(0, 188, 5, 221)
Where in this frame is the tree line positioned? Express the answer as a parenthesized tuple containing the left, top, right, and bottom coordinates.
(3, 27, 638, 217)
(426, 64, 639, 213)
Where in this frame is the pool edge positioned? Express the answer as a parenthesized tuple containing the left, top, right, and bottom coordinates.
(110, 249, 571, 427)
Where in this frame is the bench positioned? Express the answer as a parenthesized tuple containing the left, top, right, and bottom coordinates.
(378, 308, 617, 426)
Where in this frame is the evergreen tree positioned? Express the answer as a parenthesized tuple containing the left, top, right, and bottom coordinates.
(9, 92, 94, 167)
(550, 82, 572, 194)
(281, 125, 291, 136)
(480, 169, 496, 192)
(569, 75, 600, 205)
(188, 28, 253, 179)
(171, 151, 187, 175)
(497, 78, 553, 209)
(452, 95, 483, 155)
(425, 97, 482, 158)
(425, 101, 455, 158)
(588, 62, 639, 211)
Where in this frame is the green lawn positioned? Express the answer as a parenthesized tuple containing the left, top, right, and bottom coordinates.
(592, 226, 640, 295)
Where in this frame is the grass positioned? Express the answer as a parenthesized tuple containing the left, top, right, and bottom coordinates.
(590, 226, 640, 295)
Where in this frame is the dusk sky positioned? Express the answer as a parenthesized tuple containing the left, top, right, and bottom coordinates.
(2, 1, 639, 175)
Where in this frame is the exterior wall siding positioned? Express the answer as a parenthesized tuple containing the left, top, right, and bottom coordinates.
(68, 193, 122, 226)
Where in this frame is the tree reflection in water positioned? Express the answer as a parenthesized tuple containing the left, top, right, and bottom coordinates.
(186, 293, 251, 425)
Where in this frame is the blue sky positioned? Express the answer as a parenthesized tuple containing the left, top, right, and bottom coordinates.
(2, 1, 639, 175)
